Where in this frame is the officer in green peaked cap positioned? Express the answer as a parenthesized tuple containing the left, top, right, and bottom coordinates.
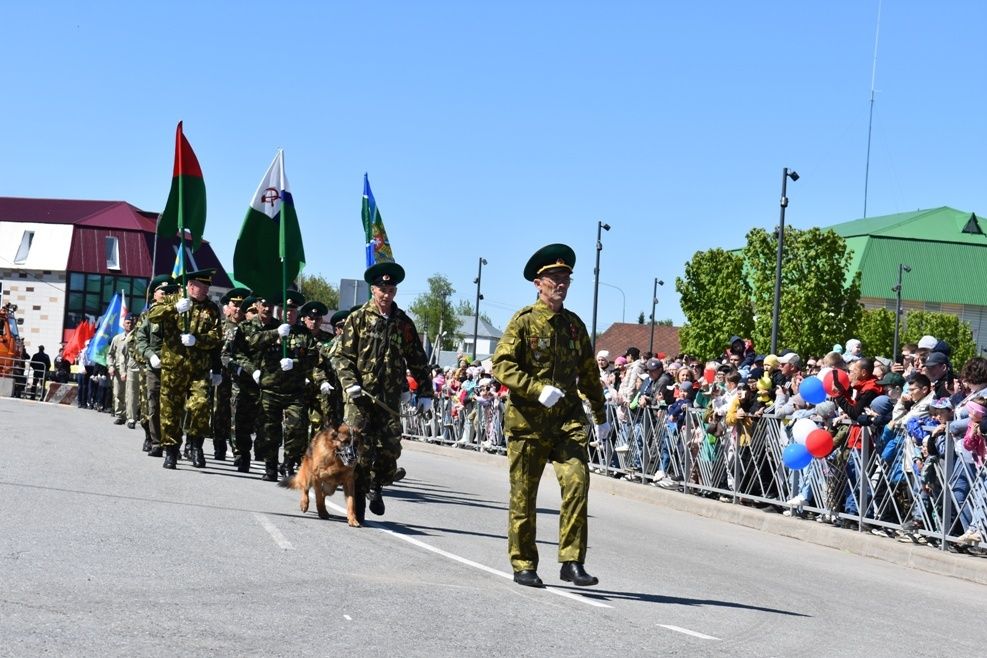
(523, 243, 576, 281)
(364, 262, 405, 286)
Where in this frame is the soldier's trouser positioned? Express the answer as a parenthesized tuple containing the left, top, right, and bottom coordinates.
(259, 388, 308, 463)
(112, 372, 126, 418)
(345, 399, 403, 491)
(506, 432, 590, 572)
(145, 368, 162, 448)
(124, 368, 140, 422)
(159, 367, 210, 448)
(232, 382, 263, 457)
(212, 375, 232, 442)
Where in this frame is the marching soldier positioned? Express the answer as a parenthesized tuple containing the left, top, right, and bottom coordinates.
(300, 301, 343, 433)
(133, 275, 179, 456)
(107, 316, 137, 426)
(226, 295, 274, 473)
(248, 290, 317, 481)
(147, 269, 223, 470)
(212, 287, 250, 460)
(491, 244, 608, 589)
(332, 262, 432, 521)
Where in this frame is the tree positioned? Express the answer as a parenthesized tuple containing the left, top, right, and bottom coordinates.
(902, 310, 977, 367)
(676, 248, 753, 359)
(856, 308, 895, 359)
(296, 273, 339, 310)
(455, 299, 493, 327)
(743, 227, 861, 358)
(409, 274, 460, 349)
(637, 311, 645, 324)
(654, 318, 674, 326)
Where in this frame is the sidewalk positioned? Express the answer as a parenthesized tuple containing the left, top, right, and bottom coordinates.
(403, 438, 987, 587)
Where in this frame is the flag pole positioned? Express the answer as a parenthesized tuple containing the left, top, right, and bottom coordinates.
(279, 150, 288, 359)
(177, 122, 189, 332)
(148, 213, 161, 307)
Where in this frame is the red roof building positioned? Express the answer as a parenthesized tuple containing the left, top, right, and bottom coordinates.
(595, 323, 681, 360)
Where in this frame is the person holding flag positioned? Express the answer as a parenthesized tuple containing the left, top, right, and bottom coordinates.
(133, 275, 178, 456)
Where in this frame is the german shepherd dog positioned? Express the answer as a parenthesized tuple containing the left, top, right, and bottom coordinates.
(279, 424, 361, 527)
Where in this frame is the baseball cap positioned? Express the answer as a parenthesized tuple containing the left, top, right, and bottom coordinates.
(778, 352, 801, 367)
(876, 372, 905, 388)
(645, 358, 662, 371)
(918, 335, 938, 350)
(596, 350, 610, 361)
(924, 351, 949, 367)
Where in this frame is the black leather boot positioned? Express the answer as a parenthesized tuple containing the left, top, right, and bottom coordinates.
(368, 486, 385, 516)
(234, 454, 250, 473)
(191, 437, 206, 468)
(162, 445, 179, 470)
(213, 439, 227, 461)
(392, 467, 406, 483)
(142, 437, 152, 452)
(182, 441, 192, 461)
(261, 457, 279, 482)
(513, 570, 544, 588)
(354, 488, 366, 525)
(148, 445, 163, 457)
(559, 562, 598, 587)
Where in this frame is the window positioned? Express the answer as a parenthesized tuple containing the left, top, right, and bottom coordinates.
(105, 236, 120, 270)
(13, 230, 34, 264)
(63, 272, 149, 330)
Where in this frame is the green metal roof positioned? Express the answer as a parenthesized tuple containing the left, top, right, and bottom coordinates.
(828, 207, 987, 246)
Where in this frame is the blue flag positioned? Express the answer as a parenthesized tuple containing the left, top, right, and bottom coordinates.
(84, 291, 124, 367)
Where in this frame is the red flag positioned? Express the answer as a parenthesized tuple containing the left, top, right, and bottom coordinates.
(63, 320, 95, 364)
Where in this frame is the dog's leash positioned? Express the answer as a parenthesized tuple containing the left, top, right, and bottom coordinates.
(361, 390, 402, 419)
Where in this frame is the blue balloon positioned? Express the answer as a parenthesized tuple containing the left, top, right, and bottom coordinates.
(798, 375, 827, 405)
(782, 443, 813, 470)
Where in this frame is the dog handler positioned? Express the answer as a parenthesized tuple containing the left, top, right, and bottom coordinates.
(491, 244, 609, 588)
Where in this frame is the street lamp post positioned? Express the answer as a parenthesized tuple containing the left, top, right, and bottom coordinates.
(472, 257, 487, 361)
(598, 282, 625, 323)
(591, 220, 611, 349)
(770, 167, 799, 355)
(649, 278, 665, 354)
(892, 263, 911, 362)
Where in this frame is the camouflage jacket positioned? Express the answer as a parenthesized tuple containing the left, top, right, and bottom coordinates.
(226, 316, 276, 386)
(247, 322, 317, 393)
(309, 329, 336, 387)
(216, 317, 240, 374)
(491, 298, 606, 437)
(147, 293, 222, 372)
(132, 306, 163, 369)
(331, 300, 431, 403)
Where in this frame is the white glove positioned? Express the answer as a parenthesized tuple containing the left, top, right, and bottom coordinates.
(417, 397, 433, 413)
(149, 354, 161, 369)
(277, 323, 291, 337)
(175, 298, 192, 314)
(346, 384, 363, 399)
(401, 391, 412, 404)
(252, 369, 261, 384)
(320, 381, 333, 395)
(180, 333, 196, 347)
(538, 385, 565, 408)
(211, 373, 223, 387)
(595, 421, 611, 441)
(280, 358, 293, 371)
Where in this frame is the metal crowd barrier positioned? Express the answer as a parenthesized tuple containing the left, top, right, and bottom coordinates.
(401, 397, 987, 554)
(0, 356, 49, 401)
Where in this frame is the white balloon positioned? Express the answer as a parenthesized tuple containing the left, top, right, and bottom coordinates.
(817, 367, 832, 385)
(791, 418, 817, 445)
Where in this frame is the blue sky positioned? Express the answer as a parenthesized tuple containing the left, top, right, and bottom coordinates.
(6, 1, 986, 334)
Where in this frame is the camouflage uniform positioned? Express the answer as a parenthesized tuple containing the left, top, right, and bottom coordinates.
(309, 328, 343, 432)
(209, 316, 237, 458)
(248, 323, 317, 470)
(226, 316, 275, 465)
(133, 306, 164, 454)
(331, 300, 431, 492)
(491, 298, 606, 572)
(147, 293, 223, 452)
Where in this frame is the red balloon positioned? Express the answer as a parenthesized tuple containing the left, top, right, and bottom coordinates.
(822, 368, 851, 397)
(805, 428, 834, 458)
(704, 368, 717, 385)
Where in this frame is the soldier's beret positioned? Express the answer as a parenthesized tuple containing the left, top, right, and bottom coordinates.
(523, 243, 576, 281)
(182, 268, 216, 284)
(330, 309, 351, 327)
(364, 261, 405, 286)
(221, 287, 251, 305)
(275, 290, 306, 309)
(298, 301, 328, 318)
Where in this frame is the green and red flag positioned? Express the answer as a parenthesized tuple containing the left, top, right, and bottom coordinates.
(157, 121, 207, 251)
(362, 173, 394, 267)
(233, 149, 306, 301)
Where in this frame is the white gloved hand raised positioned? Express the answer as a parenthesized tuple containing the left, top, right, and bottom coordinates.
(320, 381, 333, 395)
(538, 385, 565, 408)
(416, 397, 433, 413)
(252, 369, 261, 384)
(180, 333, 196, 347)
(211, 373, 223, 387)
(149, 354, 161, 369)
(401, 391, 412, 404)
(280, 358, 293, 371)
(277, 323, 291, 337)
(175, 298, 192, 314)
(346, 384, 363, 399)
(594, 421, 612, 441)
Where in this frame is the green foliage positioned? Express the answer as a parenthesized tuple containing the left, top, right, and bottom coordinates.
(296, 273, 339, 310)
(902, 310, 977, 366)
(675, 248, 753, 359)
(455, 299, 493, 327)
(654, 318, 674, 326)
(742, 227, 861, 357)
(637, 311, 645, 324)
(856, 308, 896, 358)
(410, 274, 460, 349)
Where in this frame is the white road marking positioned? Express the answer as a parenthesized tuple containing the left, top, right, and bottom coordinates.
(658, 625, 719, 640)
(253, 513, 295, 550)
(322, 500, 611, 609)
(343, 615, 352, 621)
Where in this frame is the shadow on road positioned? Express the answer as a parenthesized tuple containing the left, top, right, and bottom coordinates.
(566, 588, 810, 617)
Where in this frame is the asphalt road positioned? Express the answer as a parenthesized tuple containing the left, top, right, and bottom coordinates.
(2, 397, 986, 657)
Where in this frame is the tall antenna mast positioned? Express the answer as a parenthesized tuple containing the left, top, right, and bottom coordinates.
(863, 0, 883, 218)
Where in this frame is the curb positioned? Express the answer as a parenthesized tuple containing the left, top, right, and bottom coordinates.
(402, 438, 987, 587)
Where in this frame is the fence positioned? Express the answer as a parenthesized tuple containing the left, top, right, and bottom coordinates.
(0, 355, 50, 401)
(402, 396, 987, 553)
